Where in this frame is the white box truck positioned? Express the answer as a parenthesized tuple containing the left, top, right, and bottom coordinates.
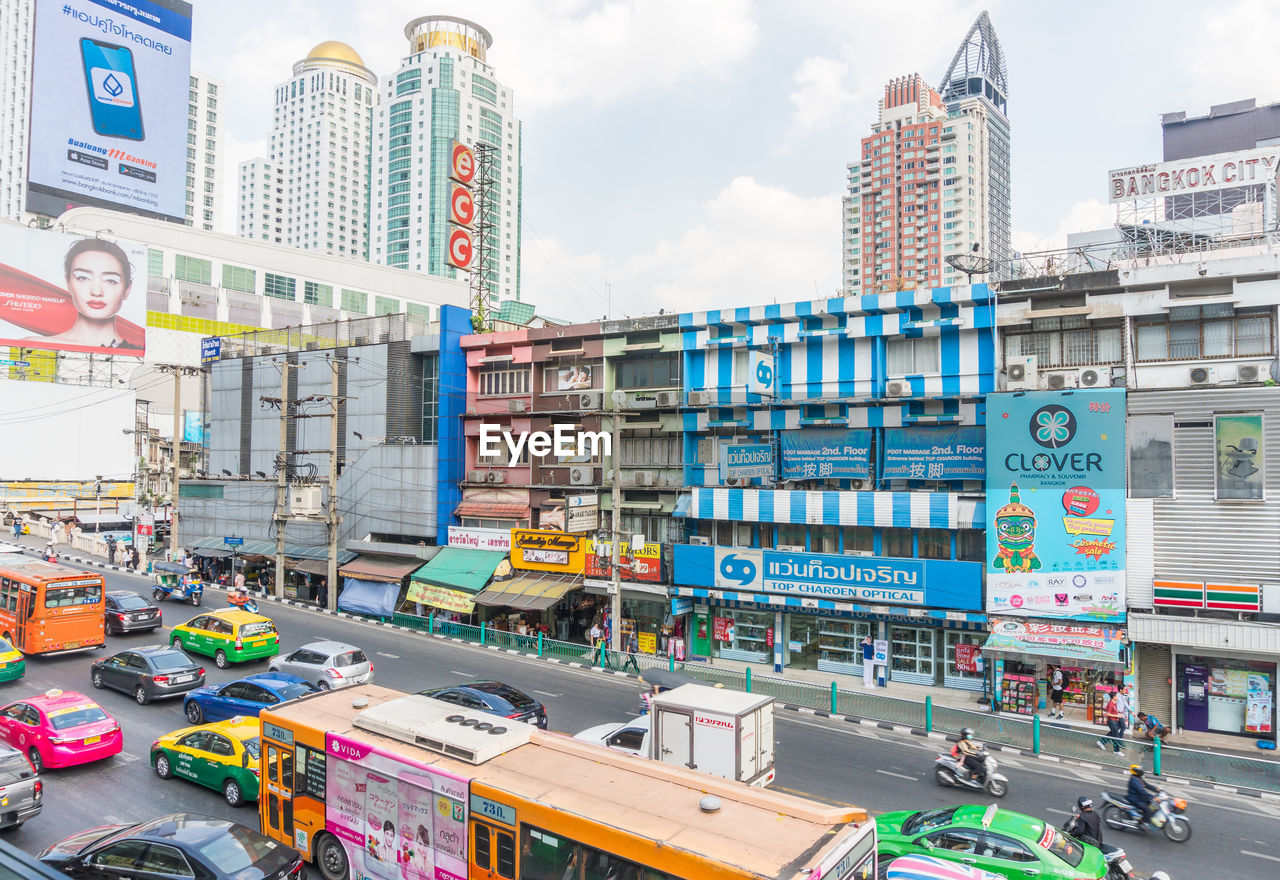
(576, 683, 776, 787)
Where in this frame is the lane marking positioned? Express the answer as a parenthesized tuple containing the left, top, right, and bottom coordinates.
(533, 690, 561, 698)
(376, 652, 399, 659)
(1243, 851, 1280, 863)
(875, 769, 916, 781)
(1044, 807, 1071, 816)
(449, 670, 473, 677)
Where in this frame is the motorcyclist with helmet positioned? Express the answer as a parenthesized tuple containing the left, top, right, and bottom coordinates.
(950, 727, 985, 781)
(1064, 796, 1103, 847)
(1126, 764, 1159, 825)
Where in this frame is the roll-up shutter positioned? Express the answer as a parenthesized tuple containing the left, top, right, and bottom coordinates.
(1137, 643, 1173, 724)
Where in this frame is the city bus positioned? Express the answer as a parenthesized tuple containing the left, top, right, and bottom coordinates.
(0, 555, 106, 654)
(258, 684, 875, 880)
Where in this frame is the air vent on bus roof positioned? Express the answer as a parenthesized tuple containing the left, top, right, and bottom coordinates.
(352, 695, 532, 764)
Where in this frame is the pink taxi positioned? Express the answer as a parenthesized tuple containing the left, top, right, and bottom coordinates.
(0, 689, 123, 771)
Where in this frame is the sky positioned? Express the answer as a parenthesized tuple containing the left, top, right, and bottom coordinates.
(191, 0, 1280, 321)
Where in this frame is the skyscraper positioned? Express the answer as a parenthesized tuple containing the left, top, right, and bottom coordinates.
(237, 42, 376, 258)
(370, 16, 523, 306)
(188, 71, 225, 232)
(841, 13, 1010, 294)
(0, 0, 34, 221)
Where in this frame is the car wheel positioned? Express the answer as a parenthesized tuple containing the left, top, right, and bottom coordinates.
(185, 701, 203, 724)
(91, 669, 105, 689)
(214, 649, 228, 669)
(153, 590, 164, 601)
(154, 753, 173, 779)
(191, 595, 201, 607)
(171, 636, 183, 651)
(223, 778, 244, 807)
(27, 748, 42, 773)
(317, 680, 331, 691)
(316, 832, 349, 880)
(135, 685, 150, 706)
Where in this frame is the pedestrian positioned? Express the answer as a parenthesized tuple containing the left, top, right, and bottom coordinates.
(10, 516, 21, 540)
(1048, 665, 1065, 719)
(1135, 711, 1171, 742)
(861, 635, 876, 687)
(316, 579, 328, 608)
(129, 546, 139, 570)
(1097, 689, 1126, 757)
(588, 620, 603, 664)
(1116, 684, 1136, 728)
(105, 534, 116, 563)
(623, 630, 641, 673)
(234, 570, 246, 590)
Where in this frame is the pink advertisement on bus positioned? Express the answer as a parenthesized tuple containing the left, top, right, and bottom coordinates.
(326, 732, 469, 880)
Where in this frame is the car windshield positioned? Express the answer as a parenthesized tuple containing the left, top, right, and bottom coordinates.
(149, 652, 194, 671)
(240, 622, 275, 638)
(112, 594, 150, 611)
(198, 826, 280, 874)
(335, 650, 367, 666)
(1038, 825, 1085, 868)
(274, 682, 315, 702)
(242, 737, 261, 760)
(901, 807, 959, 836)
(48, 706, 110, 730)
(0, 751, 34, 783)
(43, 584, 102, 608)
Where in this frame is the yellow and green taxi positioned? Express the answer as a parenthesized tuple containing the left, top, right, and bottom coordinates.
(0, 639, 25, 684)
(170, 608, 280, 669)
(150, 716, 260, 807)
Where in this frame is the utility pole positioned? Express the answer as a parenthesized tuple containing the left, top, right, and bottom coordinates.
(154, 365, 199, 563)
(609, 409, 623, 653)
(272, 360, 292, 600)
(325, 355, 343, 612)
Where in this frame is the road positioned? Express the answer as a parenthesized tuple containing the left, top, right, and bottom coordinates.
(4, 559, 1275, 879)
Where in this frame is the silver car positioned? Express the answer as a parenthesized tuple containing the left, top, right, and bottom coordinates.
(267, 640, 374, 690)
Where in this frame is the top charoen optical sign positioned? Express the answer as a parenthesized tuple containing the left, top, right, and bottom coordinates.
(1109, 146, 1280, 203)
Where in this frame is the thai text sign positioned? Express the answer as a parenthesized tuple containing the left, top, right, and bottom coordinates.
(720, 443, 774, 480)
(447, 526, 511, 551)
(985, 390, 1127, 623)
(1109, 146, 1280, 203)
(510, 529, 585, 574)
(780, 428, 871, 480)
(882, 426, 984, 480)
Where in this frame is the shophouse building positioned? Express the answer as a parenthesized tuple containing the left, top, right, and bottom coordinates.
(670, 286, 995, 688)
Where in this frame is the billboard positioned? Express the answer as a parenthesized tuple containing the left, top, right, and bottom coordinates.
(585, 539, 662, 582)
(1215, 413, 1264, 500)
(720, 443, 773, 480)
(0, 381, 135, 480)
(182, 410, 204, 444)
(985, 390, 1126, 623)
(27, 0, 193, 221)
(780, 428, 871, 480)
(0, 225, 146, 356)
(882, 426, 984, 480)
(1109, 146, 1280, 203)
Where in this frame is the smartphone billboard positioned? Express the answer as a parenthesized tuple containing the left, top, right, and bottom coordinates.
(26, 0, 193, 222)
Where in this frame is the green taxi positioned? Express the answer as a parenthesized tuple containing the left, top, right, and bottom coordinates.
(876, 804, 1109, 880)
(0, 638, 25, 683)
(150, 716, 260, 807)
(170, 608, 280, 668)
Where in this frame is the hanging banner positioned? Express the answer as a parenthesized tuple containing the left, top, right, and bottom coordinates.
(780, 428, 872, 480)
(985, 390, 1127, 623)
(747, 351, 775, 397)
(1215, 413, 1264, 501)
(882, 426, 984, 480)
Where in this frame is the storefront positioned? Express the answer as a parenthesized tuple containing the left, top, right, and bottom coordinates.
(1176, 654, 1275, 739)
(405, 547, 510, 620)
(583, 539, 671, 654)
(982, 618, 1128, 721)
(471, 529, 586, 632)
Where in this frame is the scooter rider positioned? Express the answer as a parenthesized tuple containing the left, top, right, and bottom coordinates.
(1126, 764, 1158, 825)
(1065, 796, 1103, 847)
(951, 727, 985, 781)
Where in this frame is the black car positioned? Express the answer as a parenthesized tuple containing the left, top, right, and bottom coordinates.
(38, 813, 304, 880)
(91, 646, 206, 705)
(105, 590, 162, 635)
(418, 680, 548, 728)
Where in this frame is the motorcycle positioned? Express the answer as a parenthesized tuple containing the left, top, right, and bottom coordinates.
(1061, 811, 1135, 880)
(1099, 789, 1191, 842)
(226, 589, 259, 614)
(933, 749, 1009, 797)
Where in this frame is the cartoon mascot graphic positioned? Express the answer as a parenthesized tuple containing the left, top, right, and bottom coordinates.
(992, 482, 1041, 573)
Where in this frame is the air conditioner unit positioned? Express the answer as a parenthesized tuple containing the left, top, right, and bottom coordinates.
(655, 391, 678, 407)
(576, 391, 601, 410)
(466, 471, 485, 483)
(569, 466, 593, 485)
(1189, 366, 1216, 386)
(1044, 370, 1077, 390)
(632, 471, 656, 487)
(1078, 367, 1111, 388)
(724, 477, 747, 488)
(688, 391, 713, 406)
(886, 381, 909, 397)
(778, 544, 804, 552)
(487, 470, 506, 484)
(1005, 355, 1038, 390)
(696, 438, 714, 464)
(689, 536, 711, 546)
(288, 486, 322, 516)
(508, 400, 527, 413)
(1237, 364, 1261, 383)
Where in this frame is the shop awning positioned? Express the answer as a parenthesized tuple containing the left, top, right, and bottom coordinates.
(981, 619, 1127, 669)
(672, 488, 983, 529)
(287, 559, 331, 576)
(405, 582, 478, 615)
(192, 547, 233, 558)
(454, 502, 527, 520)
(411, 548, 507, 592)
(338, 555, 422, 584)
(472, 575, 582, 611)
(191, 536, 356, 564)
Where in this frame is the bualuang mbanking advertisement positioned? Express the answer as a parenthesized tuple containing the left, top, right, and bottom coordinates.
(985, 390, 1126, 623)
(0, 224, 146, 355)
(27, 0, 192, 221)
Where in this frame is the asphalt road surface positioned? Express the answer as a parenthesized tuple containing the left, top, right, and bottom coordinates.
(4, 561, 1275, 879)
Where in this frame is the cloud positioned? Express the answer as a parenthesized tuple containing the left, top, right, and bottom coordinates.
(523, 177, 842, 319)
(1180, 0, 1280, 109)
(783, 56, 854, 150)
(1012, 198, 1115, 255)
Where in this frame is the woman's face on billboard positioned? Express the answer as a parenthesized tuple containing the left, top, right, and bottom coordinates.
(66, 249, 129, 319)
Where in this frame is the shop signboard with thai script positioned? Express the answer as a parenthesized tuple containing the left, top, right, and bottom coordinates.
(510, 529, 585, 574)
(585, 540, 662, 582)
(565, 494, 599, 533)
(447, 526, 511, 552)
(780, 428, 871, 480)
(882, 426, 984, 480)
(984, 618, 1126, 666)
(985, 390, 1126, 623)
(720, 443, 774, 480)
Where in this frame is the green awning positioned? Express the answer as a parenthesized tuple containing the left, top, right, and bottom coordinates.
(410, 547, 507, 594)
(982, 619, 1127, 670)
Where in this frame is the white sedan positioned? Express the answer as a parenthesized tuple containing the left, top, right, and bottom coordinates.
(573, 715, 650, 756)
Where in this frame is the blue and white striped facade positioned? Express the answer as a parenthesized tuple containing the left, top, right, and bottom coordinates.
(671, 286, 994, 689)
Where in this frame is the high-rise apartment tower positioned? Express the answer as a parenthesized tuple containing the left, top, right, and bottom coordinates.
(188, 71, 225, 232)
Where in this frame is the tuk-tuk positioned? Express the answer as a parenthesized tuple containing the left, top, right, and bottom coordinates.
(637, 668, 722, 714)
(152, 560, 203, 606)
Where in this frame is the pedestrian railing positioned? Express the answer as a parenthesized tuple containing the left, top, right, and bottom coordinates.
(383, 611, 1280, 792)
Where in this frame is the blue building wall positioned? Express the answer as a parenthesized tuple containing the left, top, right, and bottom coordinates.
(435, 304, 470, 535)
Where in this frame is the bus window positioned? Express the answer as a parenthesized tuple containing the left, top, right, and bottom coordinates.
(475, 825, 491, 870)
(496, 830, 514, 879)
(43, 584, 103, 608)
(521, 827, 577, 880)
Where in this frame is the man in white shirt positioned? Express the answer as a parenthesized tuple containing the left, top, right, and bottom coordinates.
(588, 621, 603, 664)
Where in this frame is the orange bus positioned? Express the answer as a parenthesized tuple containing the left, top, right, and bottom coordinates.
(258, 684, 875, 880)
(0, 555, 106, 654)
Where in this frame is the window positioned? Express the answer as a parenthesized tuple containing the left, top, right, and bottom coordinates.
(43, 584, 102, 608)
(139, 844, 195, 877)
(341, 289, 368, 313)
(173, 254, 212, 285)
(263, 273, 296, 300)
(917, 529, 951, 559)
(374, 295, 400, 315)
(1128, 414, 1174, 498)
(421, 356, 438, 444)
(924, 829, 982, 854)
(88, 840, 150, 870)
(146, 248, 164, 276)
(1136, 306, 1275, 361)
(890, 625, 936, 677)
(477, 366, 530, 397)
(221, 264, 256, 293)
(886, 336, 940, 374)
(882, 528, 912, 558)
(842, 526, 873, 554)
(615, 353, 679, 389)
(1003, 317, 1123, 367)
(304, 281, 333, 307)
